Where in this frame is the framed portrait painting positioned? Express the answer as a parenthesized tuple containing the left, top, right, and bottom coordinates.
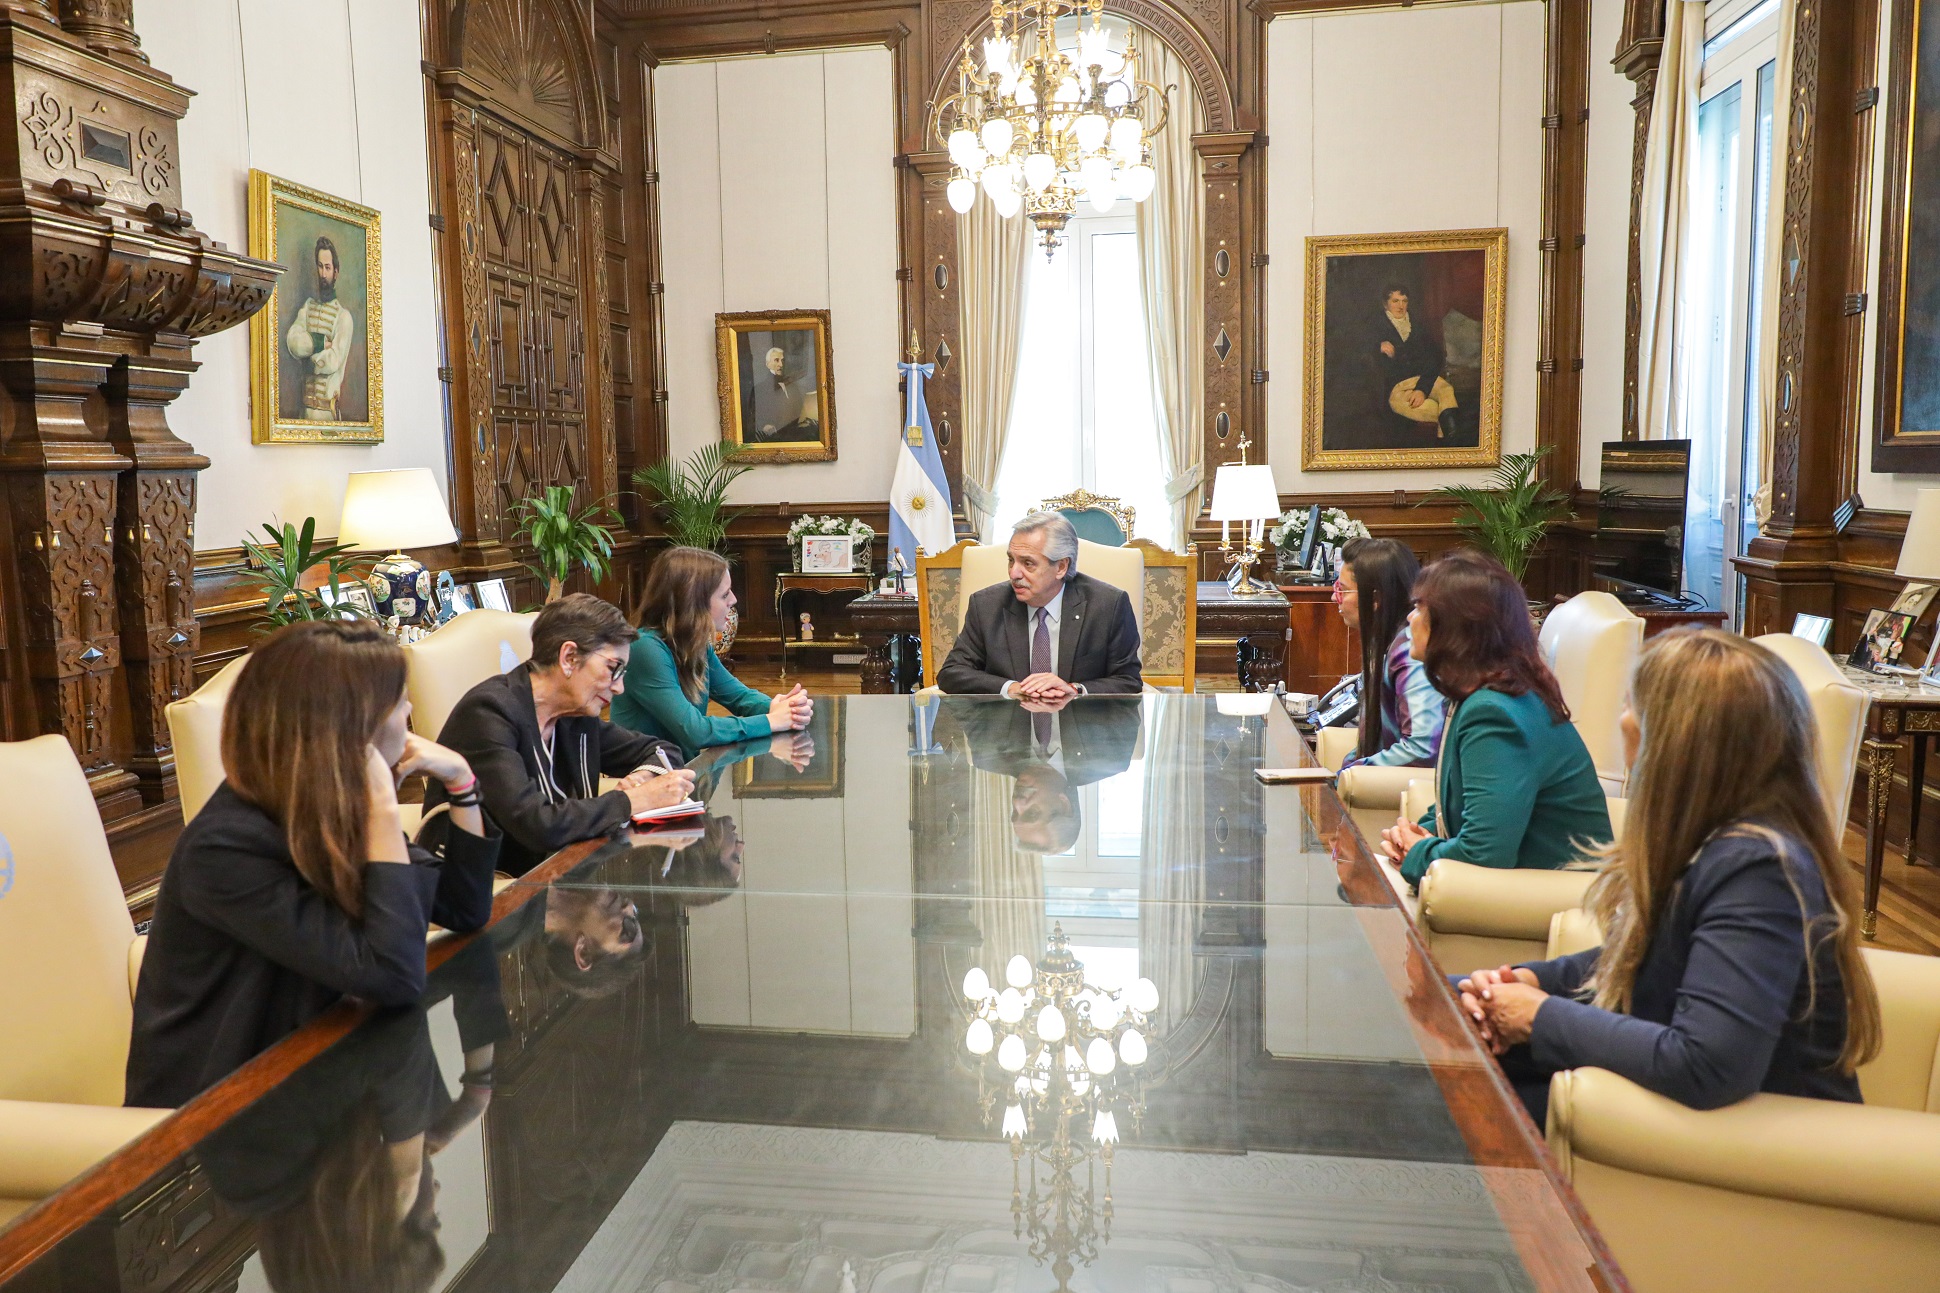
(716, 308, 836, 463)
(1302, 228, 1508, 471)
(248, 170, 382, 444)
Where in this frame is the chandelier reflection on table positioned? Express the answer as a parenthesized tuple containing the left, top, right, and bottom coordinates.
(933, 0, 1171, 256)
(961, 924, 1159, 1290)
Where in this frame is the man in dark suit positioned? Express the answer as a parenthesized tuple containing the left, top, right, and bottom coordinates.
(937, 511, 1143, 697)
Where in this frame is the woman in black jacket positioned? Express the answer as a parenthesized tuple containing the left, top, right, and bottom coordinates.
(127, 622, 501, 1108)
(422, 593, 693, 877)
(1458, 630, 1882, 1124)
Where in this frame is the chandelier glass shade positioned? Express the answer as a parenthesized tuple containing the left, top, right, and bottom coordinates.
(961, 924, 1158, 1290)
(934, 0, 1171, 255)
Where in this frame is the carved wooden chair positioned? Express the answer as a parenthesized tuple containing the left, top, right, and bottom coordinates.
(1037, 489, 1136, 547)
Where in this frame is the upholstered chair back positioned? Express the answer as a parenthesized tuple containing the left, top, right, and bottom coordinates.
(1059, 507, 1129, 546)
(404, 609, 536, 740)
(166, 655, 251, 823)
(956, 543, 1009, 627)
(1752, 632, 1869, 831)
(0, 736, 139, 1106)
(1855, 946, 1940, 1113)
(1538, 592, 1643, 788)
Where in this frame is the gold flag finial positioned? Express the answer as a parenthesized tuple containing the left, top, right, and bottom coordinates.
(906, 330, 923, 363)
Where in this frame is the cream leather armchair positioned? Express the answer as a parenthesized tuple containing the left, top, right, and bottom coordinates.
(1547, 947, 1940, 1293)
(1752, 632, 1869, 828)
(165, 654, 249, 822)
(0, 736, 171, 1224)
(403, 608, 536, 740)
(1314, 726, 1425, 851)
(1539, 591, 1644, 794)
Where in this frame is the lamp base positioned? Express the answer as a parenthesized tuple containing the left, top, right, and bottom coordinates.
(369, 551, 434, 625)
(1220, 543, 1279, 597)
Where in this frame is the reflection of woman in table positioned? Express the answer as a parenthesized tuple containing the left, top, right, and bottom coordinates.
(612, 546, 812, 758)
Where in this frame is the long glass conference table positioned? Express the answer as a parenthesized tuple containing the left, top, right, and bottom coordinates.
(0, 694, 1626, 1293)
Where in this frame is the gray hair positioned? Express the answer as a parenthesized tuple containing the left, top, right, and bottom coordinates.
(1011, 511, 1079, 579)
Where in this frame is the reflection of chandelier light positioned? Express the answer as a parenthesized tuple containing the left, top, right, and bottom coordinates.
(962, 924, 1158, 1291)
(933, 0, 1170, 256)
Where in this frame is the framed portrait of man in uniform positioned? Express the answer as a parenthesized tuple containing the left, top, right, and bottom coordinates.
(1301, 228, 1506, 471)
(248, 170, 383, 444)
(716, 308, 837, 463)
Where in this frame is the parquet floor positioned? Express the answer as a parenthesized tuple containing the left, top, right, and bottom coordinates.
(732, 661, 1940, 957)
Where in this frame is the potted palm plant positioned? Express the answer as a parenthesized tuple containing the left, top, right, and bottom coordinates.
(1426, 447, 1572, 584)
(240, 517, 369, 631)
(511, 485, 621, 603)
(635, 441, 754, 651)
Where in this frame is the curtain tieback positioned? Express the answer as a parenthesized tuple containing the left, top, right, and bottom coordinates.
(963, 475, 999, 517)
(1164, 463, 1203, 504)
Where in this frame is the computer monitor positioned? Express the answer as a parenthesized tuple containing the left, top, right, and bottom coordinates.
(1596, 439, 1692, 603)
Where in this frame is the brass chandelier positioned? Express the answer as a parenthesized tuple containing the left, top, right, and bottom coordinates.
(934, 0, 1171, 256)
(961, 925, 1158, 1291)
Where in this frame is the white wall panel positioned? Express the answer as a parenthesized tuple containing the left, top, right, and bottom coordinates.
(657, 48, 900, 505)
(147, 0, 447, 550)
(1265, 3, 1546, 494)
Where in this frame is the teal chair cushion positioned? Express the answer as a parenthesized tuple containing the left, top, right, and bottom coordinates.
(1059, 507, 1127, 546)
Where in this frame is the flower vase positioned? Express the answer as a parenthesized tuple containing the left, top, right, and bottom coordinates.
(713, 606, 739, 656)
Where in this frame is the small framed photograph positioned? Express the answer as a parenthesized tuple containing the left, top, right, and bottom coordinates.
(1891, 582, 1939, 620)
(1791, 613, 1833, 647)
(1850, 609, 1916, 672)
(317, 582, 376, 620)
(800, 535, 855, 574)
(438, 573, 477, 621)
(474, 578, 512, 611)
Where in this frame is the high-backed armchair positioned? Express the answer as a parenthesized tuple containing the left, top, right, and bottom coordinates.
(916, 538, 1195, 690)
(1037, 489, 1135, 546)
(1546, 946, 1940, 1293)
(0, 736, 172, 1224)
(1751, 632, 1869, 829)
(403, 609, 536, 740)
(166, 654, 250, 822)
(1538, 591, 1644, 793)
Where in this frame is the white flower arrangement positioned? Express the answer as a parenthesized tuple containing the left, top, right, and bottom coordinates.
(787, 514, 875, 545)
(1267, 506, 1369, 553)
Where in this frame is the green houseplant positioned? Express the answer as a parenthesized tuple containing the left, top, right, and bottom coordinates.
(511, 485, 621, 603)
(240, 518, 368, 630)
(1426, 447, 1572, 583)
(634, 441, 752, 553)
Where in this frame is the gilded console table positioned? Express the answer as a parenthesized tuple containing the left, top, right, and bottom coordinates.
(1843, 667, 1940, 938)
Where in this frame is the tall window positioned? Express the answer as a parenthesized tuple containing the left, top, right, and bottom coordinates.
(1680, 0, 1778, 622)
(991, 213, 1170, 544)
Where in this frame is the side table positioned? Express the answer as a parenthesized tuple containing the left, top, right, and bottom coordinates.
(1845, 666, 1940, 939)
(775, 571, 874, 680)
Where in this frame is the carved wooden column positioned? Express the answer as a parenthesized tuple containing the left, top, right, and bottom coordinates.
(0, 10, 274, 830)
(901, 149, 965, 521)
(1535, 0, 1590, 493)
(56, 0, 143, 64)
(1734, 0, 1881, 634)
(1196, 131, 1252, 488)
(1616, 2, 1666, 442)
(576, 158, 619, 508)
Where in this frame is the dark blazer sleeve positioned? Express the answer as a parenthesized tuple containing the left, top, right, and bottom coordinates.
(1526, 848, 1814, 1110)
(938, 588, 1013, 694)
(1079, 587, 1143, 694)
(177, 848, 439, 1008)
(413, 821, 499, 935)
(451, 698, 633, 860)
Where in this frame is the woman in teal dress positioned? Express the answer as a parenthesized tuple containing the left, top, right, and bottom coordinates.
(610, 546, 812, 756)
(1380, 549, 1612, 889)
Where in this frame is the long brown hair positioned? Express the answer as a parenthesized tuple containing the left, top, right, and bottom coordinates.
(1583, 630, 1881, 1071)
(1414, 548, 1569, 722)
(1341, 536, 1421, 759)
(637, 546, 729, 701)
(223, 621, 407, 921)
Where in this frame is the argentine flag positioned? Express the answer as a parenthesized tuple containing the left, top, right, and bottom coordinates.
(889, 357, 955, 572)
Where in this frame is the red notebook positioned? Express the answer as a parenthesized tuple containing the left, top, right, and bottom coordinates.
(631, 798, 705, 827)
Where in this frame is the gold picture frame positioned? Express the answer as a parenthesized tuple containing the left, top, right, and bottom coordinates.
(1301, 227, 1507, 472)
(716, 308, 837, 463)
(248, 169, 383, 444)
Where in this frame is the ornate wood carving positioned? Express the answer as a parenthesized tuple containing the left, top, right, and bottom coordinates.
(1534, 0, 1590, 492)
(1197, 133, 1249, 494)
(463, 0, 584, 143)
(57, 0, 144, 65)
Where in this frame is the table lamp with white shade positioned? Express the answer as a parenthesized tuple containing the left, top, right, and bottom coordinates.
(1898, 490, 1940, 587)
(337, 468, 459, 625)
(1209, 443, 1280, 596)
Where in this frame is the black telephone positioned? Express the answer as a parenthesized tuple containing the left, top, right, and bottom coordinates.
(1312, 674, 1361, 729)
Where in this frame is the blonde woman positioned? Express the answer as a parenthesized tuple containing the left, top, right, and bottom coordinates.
(1458, 629, 1881, 1124)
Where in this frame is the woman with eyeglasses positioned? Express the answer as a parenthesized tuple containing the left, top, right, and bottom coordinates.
(422, 593, 694, 876)
(1333, 536, 1446, 769)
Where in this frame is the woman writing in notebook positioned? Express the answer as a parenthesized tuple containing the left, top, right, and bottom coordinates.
(423, 594, 694, 876)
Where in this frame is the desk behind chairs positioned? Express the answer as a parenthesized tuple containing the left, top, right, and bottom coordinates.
(0, 736, 171, 1224)
(915, 537, 1197, 691)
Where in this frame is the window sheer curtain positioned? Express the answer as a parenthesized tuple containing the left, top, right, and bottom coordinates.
(959, 202, 1033, 540)
(1636, 1, 1707, 441)
(1133, 30, 1207, 550)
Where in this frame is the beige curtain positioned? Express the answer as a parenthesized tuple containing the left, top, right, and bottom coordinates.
(971, 767, 1045, 979)
(1138, 698, 1203, 1028)
(1752, 0, 1798, 526)
(958, 202, 1033, 541)
(1636, 1, 1707, 442)
(1133, 29, 1207, 551)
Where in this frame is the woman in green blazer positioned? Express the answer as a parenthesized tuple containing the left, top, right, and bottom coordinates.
(1380, 550, 1611, 888)
(609, 546, 812, 757)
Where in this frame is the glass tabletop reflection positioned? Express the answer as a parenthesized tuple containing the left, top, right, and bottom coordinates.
(0, 696, 1616, 1293)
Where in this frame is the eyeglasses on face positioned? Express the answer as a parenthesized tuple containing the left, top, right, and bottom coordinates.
(581, 650, 628, 682)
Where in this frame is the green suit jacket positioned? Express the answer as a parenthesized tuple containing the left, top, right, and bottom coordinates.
(607, 628, 772, 757)
(1399, 687, 1611, 887)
